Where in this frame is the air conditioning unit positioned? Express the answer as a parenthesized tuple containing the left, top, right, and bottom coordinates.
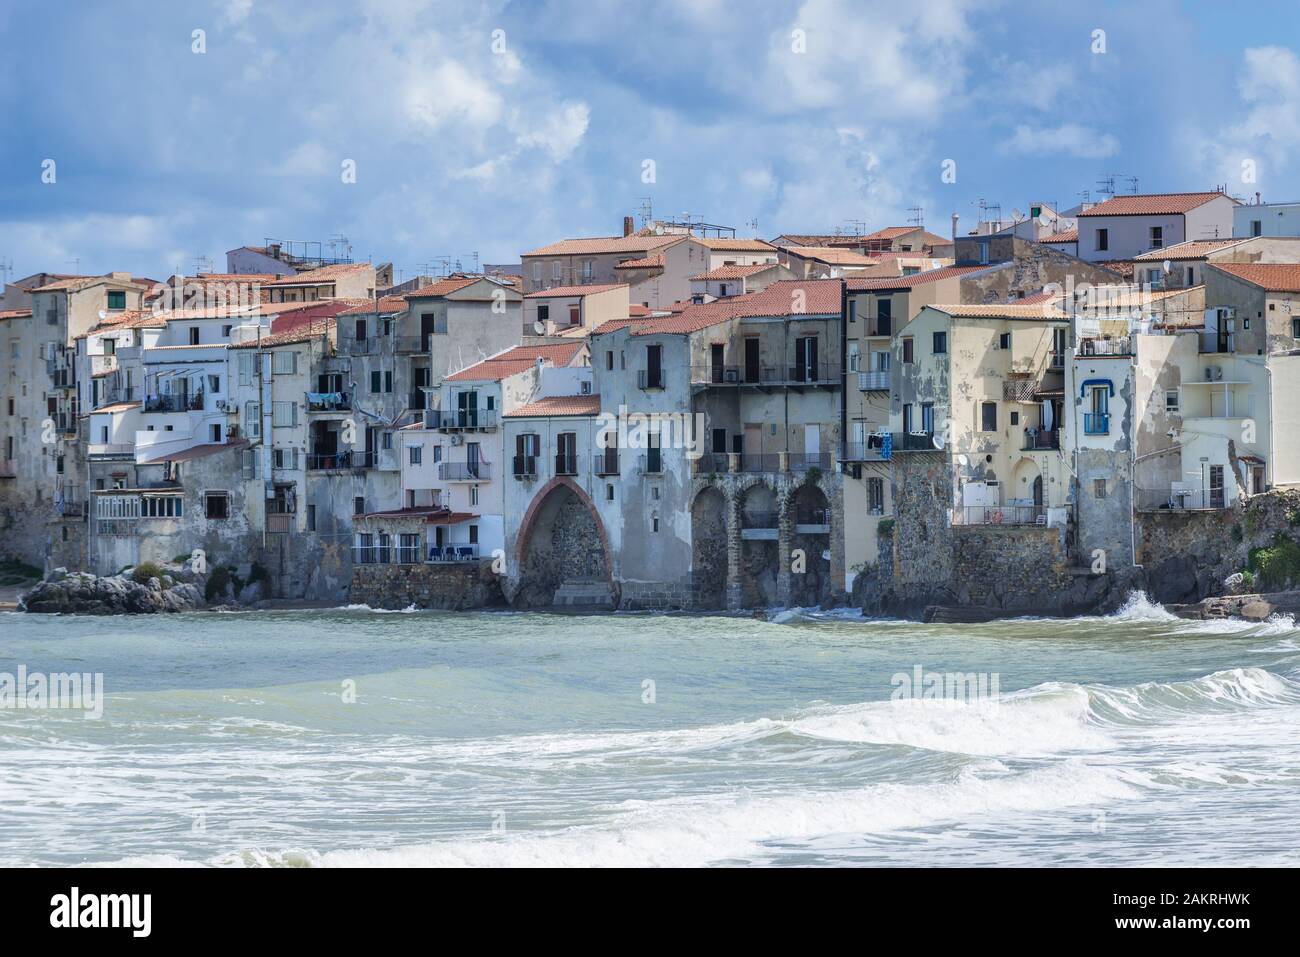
(580, 381, 592, 395)
(450, 434, 464, 445)
(724, 368, 740, 383)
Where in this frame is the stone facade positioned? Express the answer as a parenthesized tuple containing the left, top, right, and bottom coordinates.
(349, 559, 505, 610)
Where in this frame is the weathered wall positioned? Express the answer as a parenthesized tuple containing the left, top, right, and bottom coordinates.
(349, 558, 505, 610)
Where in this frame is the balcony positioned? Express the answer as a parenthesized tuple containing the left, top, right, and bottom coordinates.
(513, 455, 538, 479)
(306, 391, 351, 413)
(1083, 413, 1110, 435)
(953, 504, 1045, 526)
(638, 369, 666, 390)
(427, 544, 480, 563)
(692, 364, 742, 386)
(1136, 487, 1227, 511)
(425, 409, 498, 431)
(693, 452, 730, 474)
(88, 442, 135, 458)
(1079, 337, 1132, 357)
(555, 453, 579, 476)
(891, 431, 940, 452)
(1022, 428, 1061, 450)
(342, 337, 375, 356)
(790, 452, 832, 471)
(858, 370, 889, 391)
(842, 439, 891, 462)
(638, 452, 663, 475)
(439, 461, 490, 481)
(594, 450, 620, 476)
(308, 451, 376, 470)
(394, 336, 426, 354)
(865, 319, 892, 338)
(144, 393, 204, 413)
(738, 453, 782, 472)
(795, 507, 831, 533)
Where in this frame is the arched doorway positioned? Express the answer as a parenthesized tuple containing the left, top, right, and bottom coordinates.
(514, 480, 612, 608)
(690, 486, 728, 609)
(738, 482, 780, 608)
(790, 482, 832, 607)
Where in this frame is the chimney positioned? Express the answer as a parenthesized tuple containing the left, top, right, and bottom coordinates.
(951, 213, 960, 242)
(623, 216, 635, 237)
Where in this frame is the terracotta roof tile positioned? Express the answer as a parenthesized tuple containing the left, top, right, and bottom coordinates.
(1131, 238, 1247, 261)
(339, 295, 411, 315)
(1077, 192, 1231, 217)
(403, 277, 479, 299)
(445, 343, 585, 382)
(505, 394, 601, 417)
(1209, 262, 1300, 292)
(692, 237, 776, 252)
(261, 263, 373, 286)
(930, 303, 1071, 320)
(633, 280, 841, 336)
(690, 263, 780, 280)
(845, 265, 987, 291)
(614, 255, 664, 269)
(0, 309, 33, 320)
(783, 246, 879, 266)
(1039, 229, 1078, 244)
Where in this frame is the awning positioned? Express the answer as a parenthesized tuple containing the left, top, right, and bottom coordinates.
(426, 511, 479, 526)
(1239, 454, 1266, 465)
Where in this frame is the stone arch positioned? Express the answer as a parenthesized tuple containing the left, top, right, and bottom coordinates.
(690, 485, 728, 609)
(738, 481, 780, 608)
(1011, 457, 1043, 517)
(789, 481, 832, 607)
(513, 477, 614, 608)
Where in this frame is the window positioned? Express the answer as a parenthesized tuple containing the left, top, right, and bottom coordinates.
(551, 261, 562, 282)
(468, 524, 479, 545)
(1010, 411, 1019, 425)
(205, 492, 229, 519)
(1150, 226, 1163, 249)
(848, 299, 857, 323)
(222, 325, 232, 338)
(606, 350, 614, 370)
(581, 260, 593, 280)
(469, 485, 478, 507)
(568, 305, 580, 326)
(532, 262, 542, 283)
(210, 424, 222, 442)
(408, 444, 422, 465)
(141, 495, 183, 518)
(1166, 389, 1180, 412)
(1251, 219, 1263, 237)
(273, 351, 295, 375)
(382, 431, 392, 450)
(978, 241, 990, 265)
(1293, 318, 1300, 339)
(107, 290, 126, 310)
(103, 338, 116, 356)
(921, 402, 935, 434)
(305, 504, 316, 531)
(370, 371, 381, 393)
(271, 401, 296, 428)
(902, 337, 914, 363)
(537, 304, 550, 325)
(1094, 478, 1107, 499)
(208, 374, 220, 393)
(1186, 267, 1195, 286)
(981, 401, 997, 432)
(433, 444, 442, 463)
(606, 483, 614, 501)
(868, 477, 884, 514)
(1095, 228, 1109, 252)
(876, 297, 892, 333)
(237, 352, 254, 386)
(652, 516, 659, 533)
(355, 319, 368, 341)
(646, 430, 662, 473)
(385, 371, 393, 393)
(189, 327, 200, 345)
(354, 496, 365, 516)
(932, 331, 947, 355)
(999, 332, 1011, 350)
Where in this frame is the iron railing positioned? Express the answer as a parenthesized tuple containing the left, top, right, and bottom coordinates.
(1136, 487, 1228, 511)
(1023, 428, 1061, 450)
(857, 370, 889, 390)
(1083, 413, 1110, 435)
(439, 461, 490, 481)
(953, 505, 1045, 526)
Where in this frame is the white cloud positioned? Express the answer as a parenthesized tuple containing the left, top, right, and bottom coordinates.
(1002, 123, 1119, 159)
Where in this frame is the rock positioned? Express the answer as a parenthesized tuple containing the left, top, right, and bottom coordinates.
(21, 570, 205, 615)
(237, 580, 264, 605)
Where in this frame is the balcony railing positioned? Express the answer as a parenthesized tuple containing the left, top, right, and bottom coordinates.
(891, 431, 939, 452)
(88, 442, 135, 457)
(426, 409, 498, 430)
(790, 452, 832, 471)
(439, 461, 490, 481)
(594, 450, 620, 475)
(638, 369, 666, 390)
(693, 452, 730, 474)
(742, 510, 778, 529)
(842, 439, 890, 462)
(513, 455, 538, 478)
(427, 544, 480, 562)
(1083, 413, 1110, 435)
(738, 453, 782, 473)
(953, 504, 1045, 526)
(1022, 428, 1060, 450)
(306, 391, 351, 413)
(1136, 487, 1227, 511)
(342, 338, 375, 356)
(393, 336, 425, 354)
(144, 393, 204, 413)
(858, 370, 889, 391)
(555, 453, 578, 476)
(692, 364, 742, 385)
(308, 451, 376, 470)
(796, 508, 831, 527)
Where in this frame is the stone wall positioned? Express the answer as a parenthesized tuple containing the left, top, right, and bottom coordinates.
(349, 559, 506, 610)
(950, 525, 1075, 611)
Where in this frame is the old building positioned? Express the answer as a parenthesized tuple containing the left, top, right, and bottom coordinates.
(1074, 191, 1239, 262)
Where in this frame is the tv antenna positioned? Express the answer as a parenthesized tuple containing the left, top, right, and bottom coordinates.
(638, 197, 653, 228)
(907, 206, 925, 228)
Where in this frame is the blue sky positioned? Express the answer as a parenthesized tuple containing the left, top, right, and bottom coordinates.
(2, 0, 1299, 282)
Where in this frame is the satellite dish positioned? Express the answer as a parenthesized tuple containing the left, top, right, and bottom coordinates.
(1162, 260, 1172, 274)
(97, 309, 107, 319)
(1011, 208, 1023, 222)
(957, 453, 968, 467)
(532, 321, 545, 335)
(933, 432, 945, 450)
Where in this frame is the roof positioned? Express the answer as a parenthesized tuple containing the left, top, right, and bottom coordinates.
(690, 263, 781, 281)
(445, 342, 585, 382)
(261, 263, 372, 286)
(358, 505, 452, 521)
(633, 279, 841, 336)
(521, 234, 683, 258)
(846, 265, 987, 291)
(773, 233, 863, 246)
(92, 401, 141, 414)
(524, 283, 626, 298)
(403, 277, 479, 299)
(783, 246, 879, 267)
(614, 255, 664, 270)
(505, 394, 602, 418)
(339, 295, 410, 315)
(1039, 229, 1078, 244)
(589, 316, 652, 336)
(142, 439, 249, 465)
(692, 237, 776, 252)
(0, 309, 33, 320)
(30, 274, 145, 293)
(1208, 263, 1300, 292)
(1077, 192, 1231, 217)
(1132, 238, 1247, 261)
(228, 315, 335, 349)
(929, 303, 1071, 321)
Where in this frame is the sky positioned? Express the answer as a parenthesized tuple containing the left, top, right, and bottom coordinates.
(2, 0, 1300, 283)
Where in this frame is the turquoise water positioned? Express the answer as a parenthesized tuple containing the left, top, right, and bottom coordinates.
(1, 596, 1297, 866)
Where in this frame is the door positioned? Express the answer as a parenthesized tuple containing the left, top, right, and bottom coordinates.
(795, 336, 817, 382)
(743, 423, 761, 466)
(646, 344, 663, 388)
(710, 343, 724, 383)
(804, 424, 820, 466)
(1032, 475, 1044, 516)
(457, 390, 478, 428)
(1209, 465, 1225, 509)
(744, 338, 761, 383)
(421, 313, 436, 351)
(467, 441, 481, 478)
